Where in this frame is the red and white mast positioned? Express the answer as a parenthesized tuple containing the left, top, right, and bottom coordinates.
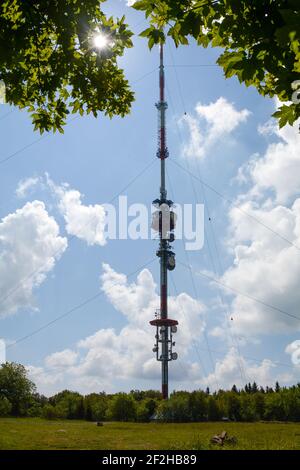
(150, 42, 178, 400)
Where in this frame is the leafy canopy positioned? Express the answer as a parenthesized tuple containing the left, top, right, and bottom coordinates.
(133, 0, 300, 127)
(0, 0, 134, 133)
(0, 362, 36, 415)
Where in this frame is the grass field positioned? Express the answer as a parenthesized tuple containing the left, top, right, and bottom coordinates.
(0, 418, 300, 450)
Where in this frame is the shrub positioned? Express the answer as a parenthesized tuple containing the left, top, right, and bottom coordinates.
(42, 404, 67, 420)
(0, 396, 12, 416)
(108, 393, 137, 422)
(136, 399, 157, 422)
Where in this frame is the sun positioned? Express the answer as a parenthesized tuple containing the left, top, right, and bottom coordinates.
(93, 33, 109, 50)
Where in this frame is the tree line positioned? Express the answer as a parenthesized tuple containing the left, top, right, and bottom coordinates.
(1, 363, 300, 422)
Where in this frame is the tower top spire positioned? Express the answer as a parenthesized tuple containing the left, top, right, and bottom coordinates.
(156, 42, 168, 165)
(159, 42, 164, 102)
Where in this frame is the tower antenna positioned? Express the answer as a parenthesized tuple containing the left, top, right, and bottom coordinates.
(150, 41, 178, 400)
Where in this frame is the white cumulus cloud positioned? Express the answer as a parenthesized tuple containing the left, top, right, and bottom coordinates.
(0, 201, 67, 317)
(244, 119, 300, 204)
(17, 174, 107, 247)
(16, 176, 42, 198)
(203, 347, 276, 390)
(220, 114, 300, 337)
(45, 349, 79, 370)
(58, 188, 106, 246)
(180, 97, 250, 160)
(46, 175, 106, 246)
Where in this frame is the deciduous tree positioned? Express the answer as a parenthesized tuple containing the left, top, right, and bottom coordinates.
(0, 0, 134, 133)
(133, 0, 300, 127)
(0, 362, 36, 415)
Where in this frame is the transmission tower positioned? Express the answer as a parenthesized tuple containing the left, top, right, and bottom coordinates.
(150, 43, 178, 400)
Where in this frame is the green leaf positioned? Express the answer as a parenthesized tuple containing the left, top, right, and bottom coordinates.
(273, 104, 297, 128)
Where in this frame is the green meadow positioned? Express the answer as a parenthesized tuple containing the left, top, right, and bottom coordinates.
(1, 418, 300, 450)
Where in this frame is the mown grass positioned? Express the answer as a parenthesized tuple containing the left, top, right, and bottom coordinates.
(0, 418, 300, 450)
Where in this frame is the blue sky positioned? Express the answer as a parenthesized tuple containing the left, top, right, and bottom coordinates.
(1, 1, 300, 395)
